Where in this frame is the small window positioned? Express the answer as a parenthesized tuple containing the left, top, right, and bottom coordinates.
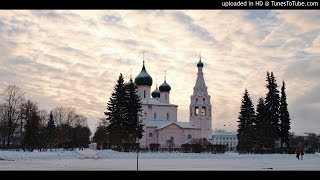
(165, 94, 167, 100)
(144, 112, 147, 116)
(203, 98, 205, 101)
(201, 106, 206, 116)
(154, 113, 156, 119)
(144, 90, 146, 98)
(195, 107, 199, 116)
(196, 98, 198, 101)
(167, 113, 169, 120)
(187, 134, 192, 139)
(149, 133, 153, 137)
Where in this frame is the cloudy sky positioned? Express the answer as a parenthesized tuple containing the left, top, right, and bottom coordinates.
(0, 10, 319, 135)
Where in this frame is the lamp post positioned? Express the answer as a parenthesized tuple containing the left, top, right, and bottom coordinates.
(136, 113, 140, 171)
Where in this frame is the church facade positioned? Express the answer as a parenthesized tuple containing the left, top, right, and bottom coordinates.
(134, 58, 212, 148)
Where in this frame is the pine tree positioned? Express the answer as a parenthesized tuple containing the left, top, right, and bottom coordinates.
(279, 81, 290, 148)
(237, 89, 256, 153)
(105, 74, 128, 145)
(124, 78, 144, 143)
(46, 111, 56, 149)
(22, 100, 41, 151)
(264, 72, 280, 149)
(255, 97, 267, 151)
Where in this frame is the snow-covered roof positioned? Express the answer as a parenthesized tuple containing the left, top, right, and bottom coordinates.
(142, 98, 178, 107)
(144, 120, 170, 127)
(143, 120, 199, 130)
(213, 131, 237, 136)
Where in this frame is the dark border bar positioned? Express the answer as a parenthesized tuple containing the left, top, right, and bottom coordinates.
(1, 0, 320, 9)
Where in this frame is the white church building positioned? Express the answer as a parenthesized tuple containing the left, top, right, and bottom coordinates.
(134, 58, 213, 148)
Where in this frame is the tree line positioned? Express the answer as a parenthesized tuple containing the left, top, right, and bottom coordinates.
(93, 74, 144, 150)
(237, 72, 291, 153)
(0, 85, 91, 151)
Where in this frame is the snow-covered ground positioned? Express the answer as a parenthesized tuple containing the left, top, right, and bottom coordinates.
(0, 149, 319, 170)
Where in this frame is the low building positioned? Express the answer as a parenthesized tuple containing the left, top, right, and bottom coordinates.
(212, 132, 238, 152)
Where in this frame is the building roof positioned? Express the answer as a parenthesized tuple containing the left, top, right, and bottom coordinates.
(143, 120, 199, 130)
(213, 131, 237, 136)
(141, 98, 178, 107)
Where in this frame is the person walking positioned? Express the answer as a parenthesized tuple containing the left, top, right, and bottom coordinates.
(300, 148, 304, 160)
(295, 147, 300, 160)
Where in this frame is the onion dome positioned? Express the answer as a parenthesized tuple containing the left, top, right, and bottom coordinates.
(134, 61, 153, 86)
(126, 77, 135, 85)
(151, 85, 161, 98)
(159, 80, 171, 92)
(197, 59, 204, 67)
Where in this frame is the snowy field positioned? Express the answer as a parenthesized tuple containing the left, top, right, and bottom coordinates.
(1, 149, 320, 170)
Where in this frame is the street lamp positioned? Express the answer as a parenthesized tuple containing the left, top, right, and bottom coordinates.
(136, 113, 140, 171)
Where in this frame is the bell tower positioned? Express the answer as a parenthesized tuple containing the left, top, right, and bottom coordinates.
(189, 57, 212, 140)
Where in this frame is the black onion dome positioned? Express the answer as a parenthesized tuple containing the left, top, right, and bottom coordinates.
(126, 78, 135, 86)
(151, 86, 161, 98)
(134, 62, 153, 86)
(197, 59, 204, 67)
(159, 80, 171, 92)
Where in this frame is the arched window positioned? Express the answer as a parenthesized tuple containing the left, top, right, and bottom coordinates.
(195, 106, 199, 116)
(144, 90, 146, 98)
(167, 113, 169, 120)
(196, 98, 198, 101)
(154, 112, 157, 119)
(203, 98, 205, 101)
(201, 106, 206, 116)
(187, 134, 192, 139)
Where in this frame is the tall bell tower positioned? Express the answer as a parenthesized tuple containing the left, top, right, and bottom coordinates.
(189, 57, 213, 140)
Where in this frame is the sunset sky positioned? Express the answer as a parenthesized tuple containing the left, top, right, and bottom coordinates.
(0, 10, 319, 135)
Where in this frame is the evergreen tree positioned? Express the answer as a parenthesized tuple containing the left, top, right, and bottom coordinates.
(264, 72, 281, 149)
(255, 97, 267, 151)
(279, 81, 290, 148)
(46, 111, 56, 149)
(124, 78, 144, 143)
(22, 100, 40, 151)
(237, 89, 256, 153)
(105, 74, 128, 145)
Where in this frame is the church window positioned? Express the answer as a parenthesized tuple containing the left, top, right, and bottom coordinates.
(196, 98, 198, 101)
(187, 134, 192, 139)
(203, 98, 205, 101)
(195, 107, 199, 116)
(201, 106, 206, 116)
(165, 94, 167, 100)
(144, 90, 146, 98)
(167, 113, 169, 120)
(149, 133, 153, 137)
(154, 113, 157, 119)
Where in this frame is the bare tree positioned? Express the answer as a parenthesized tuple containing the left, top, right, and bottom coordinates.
(51, 106, 89, 149)
(0, 85, 26, 147)
(52, 107, 85, 127)
(38, 110, 48, 127)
